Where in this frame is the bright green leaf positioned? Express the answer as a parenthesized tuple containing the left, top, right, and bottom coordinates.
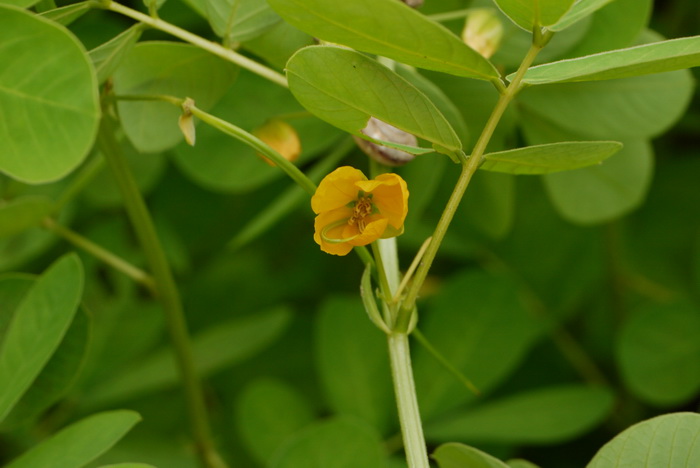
(269, 418, 386, 468)
(587, 412, 700, 468)
(268, 0, 499, 81)
(433, 443, 509, 468)
(617, 300, 700, 406)
(493, 0, 575, 30)
(0, 6, 99, 184)
(286, 45, 462, 154)
(89, 25, 144, 85)
(316, 296, 393, 434)
(236, 378, 315, 464)
(549, 0, 615, 31)
(479, 141, 621, 174)
(519, 35, 700, 85)
(207, 0, 281, 43)
(85, 307, 291, 406)
(0, 196, 54, 238)
(112, 42, 238, 153)
(5, 410, 140, 468)
(0, 254, 83, 423)
(426, 385, 614, 444)
(39, 2, 91, 26)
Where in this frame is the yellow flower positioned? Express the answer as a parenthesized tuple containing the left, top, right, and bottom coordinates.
(311, 166, 409, 256)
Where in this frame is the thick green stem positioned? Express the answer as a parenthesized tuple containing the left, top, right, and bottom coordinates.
(102, 1, 288, 88)
(398, 40, 546, 323)
(97, 117, 228, 468)
(388, 333, 429, 468)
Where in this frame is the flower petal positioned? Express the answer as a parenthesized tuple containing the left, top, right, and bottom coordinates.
(359, 173, 409, 229)
(348, 216, 389, 246)
(313, 207, 354, 256)
(311, 166, 366, 214)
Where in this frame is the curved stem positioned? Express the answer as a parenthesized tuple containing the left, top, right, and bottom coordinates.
(101, 1, 288, 88)
(97, 115, 228, 468)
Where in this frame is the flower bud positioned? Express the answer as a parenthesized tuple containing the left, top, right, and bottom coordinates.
(252, 119, 301, 166)
(179, 97, 196, 146)
(462, 8, 504, 59)
(355, 117, 417, 167)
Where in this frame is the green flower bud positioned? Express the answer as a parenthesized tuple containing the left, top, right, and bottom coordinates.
(462, 8, 504, 59)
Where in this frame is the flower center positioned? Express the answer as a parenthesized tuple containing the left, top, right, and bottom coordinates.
(348, 196, 373, 233)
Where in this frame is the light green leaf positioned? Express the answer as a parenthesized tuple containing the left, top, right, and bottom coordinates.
(549, 0, 615, 31)
(587, 412, 700, 468)
(617, 300, 700, 406)
(413, 271, 544, 419)
(0, 196, 54, 238)
(286, 45, 462, 154)
(269, 418, 386, 468)
(316, 296, 393, 434)
(0, 275, 34, 347)
(493, 0, 575, 30)
(0, 254, 83, 423)
(113, 42, 238, 153)
(479, 141, 621, 174)
(268, 0, 499, 81)
(39, 2, 91, 26)
(85, 307, 291, 405)
(519, 36, 700, 85)
(0, 6, 100, 184)
(207, 0, 281, 43)
(89, 25, 144, 85)
(433, 443, 509, 468)
(236, 378, 314, 464)
(426, 385, 614, 444)
(5, 410, 140, 468)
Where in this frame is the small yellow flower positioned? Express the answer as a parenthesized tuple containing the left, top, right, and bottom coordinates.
(311, 166, 409, 256)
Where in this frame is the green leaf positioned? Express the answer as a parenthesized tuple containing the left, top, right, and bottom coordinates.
(0, 6, 100, 184)
(587, 412, 700, 468)
(206, 0, 282, 43)
(236, 378, 315, 464)
(454, 171, 515, 240)
(479, 141, 621, 174)
(316, 296, 393, 433)
(0, 254, 83, 423)
(433, 443, 509, 468)
(98, 465, 157, 468)
(413, 271, 544, 419)
(89, 25, 144, 85)
(243, 20, 314, 70)
(5, 410, 140, 468)
(268, 0, 499, 81)
(269, 418, 386, 468)
(617, 300, 700, 406)
(0, 196, 54, 238)
(507, 460, 541, 468)
(286, 45, 462, 154)
(518, 36, 700, 85)
(112, 42, 238, 153)
(426, 385, 614, 444)
(85, 307, 291, 406)
(549, 0, 615, 31)
(39, 2, 91, 26)
(0, 275, 34, 347)
(493, 0, 575, 30)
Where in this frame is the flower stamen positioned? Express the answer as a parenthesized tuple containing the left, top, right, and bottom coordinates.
(348, 197, 373, 233)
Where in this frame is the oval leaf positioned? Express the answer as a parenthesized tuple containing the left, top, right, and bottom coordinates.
(493, 0, 575, 30)
(549, 0, 616, 31)
(433, 443, 509, 468)
(0, 6, 100, 183)
(0, 254, 83, 422)
(287, 45, 462, 154)
(519, 35, 700, 85)
(587, 412, 700, 468)
(268, 0, 499, 81)
(479, 141, 622, 174)
(5, 410, 140, 468)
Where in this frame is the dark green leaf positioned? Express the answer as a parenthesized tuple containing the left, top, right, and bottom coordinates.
(433, 443, 509, 468)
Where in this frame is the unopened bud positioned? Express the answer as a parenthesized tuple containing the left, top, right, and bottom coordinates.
(179, 97, 196, 146)
(252, 119, 301, 166)
(462, 9, 503, 59)
(355, 117, 417, 167)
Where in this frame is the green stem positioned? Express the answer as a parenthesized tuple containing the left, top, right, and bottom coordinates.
(102, 1, 288, 88)
(42, 217, 155, 293)
(387, 333, 429, 468)
(398, 39, 546, 324)
(97, 115, 228, 468)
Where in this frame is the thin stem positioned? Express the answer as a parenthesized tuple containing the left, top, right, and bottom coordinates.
(42, 217, 155, 293)
(387, 333, 429, 468)
(102, 1, 288, 88)
(398, 40, 546, 323)
(97, 115, 228, 468)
